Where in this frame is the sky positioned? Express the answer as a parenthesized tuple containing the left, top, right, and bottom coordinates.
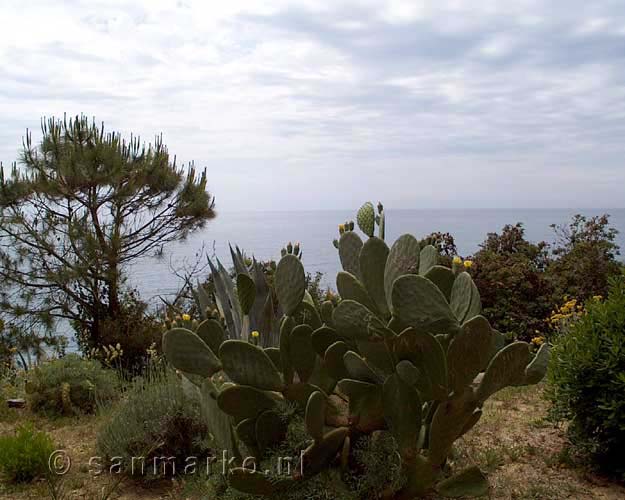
(1, 0, 625, 210)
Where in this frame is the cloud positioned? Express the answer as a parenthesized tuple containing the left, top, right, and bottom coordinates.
(1, 0, 625, 208)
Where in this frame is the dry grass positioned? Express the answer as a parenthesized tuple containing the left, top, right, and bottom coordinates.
(1, 384, 624, 499)
(452, 384, 625, 499)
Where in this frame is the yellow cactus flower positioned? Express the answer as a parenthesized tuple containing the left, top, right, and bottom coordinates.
(182, 313, 191, 321)
(463, 260, 473, 269)
(338, 223, 345, 232)
(593, 295, 603, 301)
(453, 256, 462, 265)
(251, 330, 260, 338)
(531, 336, 544, 346)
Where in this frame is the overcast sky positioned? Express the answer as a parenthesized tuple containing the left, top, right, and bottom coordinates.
(1, 0, 625, 210)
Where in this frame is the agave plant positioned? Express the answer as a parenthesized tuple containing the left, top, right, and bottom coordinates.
(187, 244, 284, 347)
(163, 202, 550, 499)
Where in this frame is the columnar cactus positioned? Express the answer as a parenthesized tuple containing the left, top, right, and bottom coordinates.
(163, 203, 550, 499)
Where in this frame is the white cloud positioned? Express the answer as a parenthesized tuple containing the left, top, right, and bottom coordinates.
(1, 0, 625, 209)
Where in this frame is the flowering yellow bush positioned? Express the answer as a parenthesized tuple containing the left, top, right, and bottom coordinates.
(549, 297, 585, 326)
(548, 296, 592, 338)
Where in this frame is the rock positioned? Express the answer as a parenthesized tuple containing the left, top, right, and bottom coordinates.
(7, 398, 26, 409)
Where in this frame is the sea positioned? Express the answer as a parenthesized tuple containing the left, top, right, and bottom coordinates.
(129, 208, 625, 304)
(34, 208, 624, 352)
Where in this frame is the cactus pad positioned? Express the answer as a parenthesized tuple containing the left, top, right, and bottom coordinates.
(391, 275, 459, 334)
(336, 271, 377, 313)
(275, 254, 306, 316)
(333, 299, 376, 340)
(338, 231, 363, 278)
(163, 327, 222, 378)
(383, 373, 422, 457)
(219, 340, 284, 391)
(359, 236, 390, 318)
(418, 245, 438, 275)
(477, 342, 530, 402)
(384, 234, 420, 309)
(305, 391, 326, 442)
(217, 384, 283, 419)
(424, 265, 456, 302)
(289, 324, 317, 383)
(356, 201, 376, 237)
(447, 316, 494, 393)
(195, 319, 225, 356)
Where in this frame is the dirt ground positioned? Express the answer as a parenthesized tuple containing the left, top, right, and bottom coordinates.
(1, 384, 624, 499)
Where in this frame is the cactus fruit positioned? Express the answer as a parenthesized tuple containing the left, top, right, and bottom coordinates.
(162, 202, 550, 499)
(281, 241, 303, 260)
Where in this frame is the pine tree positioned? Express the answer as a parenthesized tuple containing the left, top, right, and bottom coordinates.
(0, 115, 215, 350)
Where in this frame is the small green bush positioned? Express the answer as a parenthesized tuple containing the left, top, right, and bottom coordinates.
(25, 354, 118, 417)
(96, 365, 209, 481)
(78, 290, 163, 375)
(547, 273, 625, 478)
(0, 423, 55, 482)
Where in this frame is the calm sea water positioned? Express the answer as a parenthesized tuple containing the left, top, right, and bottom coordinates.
(129, 209, 625, 303)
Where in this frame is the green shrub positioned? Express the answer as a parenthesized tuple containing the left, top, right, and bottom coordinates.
(419, 231, 458, 267)
(471, 223, 553, 341)
(25, 354, 118, 417)
(0, 423, 55, 482)
(547, 273, 625, 478)
(78, 290, 163, 375)
(96, 364, 209, 481)
(547, 214, 621, 304)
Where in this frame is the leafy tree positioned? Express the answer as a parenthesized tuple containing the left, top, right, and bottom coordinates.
(0, 115, 215, 352)
(471, 223, 553, 341)
(420, 231, 458, 267)
(547, 214, 621, 303)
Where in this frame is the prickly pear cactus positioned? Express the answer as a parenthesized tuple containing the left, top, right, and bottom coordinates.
(163, 203, 550, 499)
